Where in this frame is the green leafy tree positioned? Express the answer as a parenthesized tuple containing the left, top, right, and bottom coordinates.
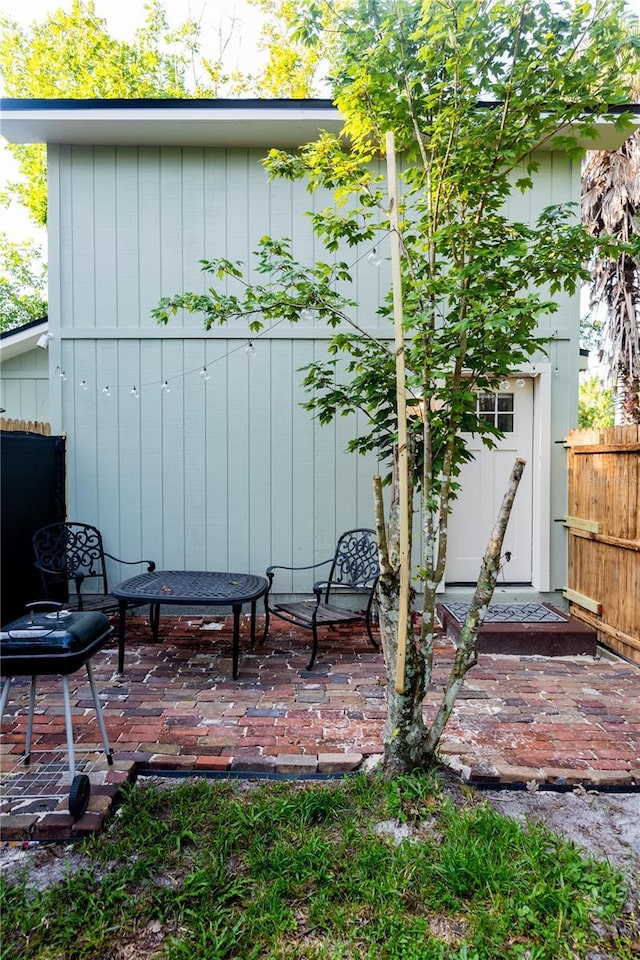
(0, 1, 319, 326)
(154, 0, 638, 772)
(249, 0, 347, 96)
(0, 0, 205, 227)
(0, 0, 223, 329)
(0, 236, 47, 332)
(578, 373, 615, 428)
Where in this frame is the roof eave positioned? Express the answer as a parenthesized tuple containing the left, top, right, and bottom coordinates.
(1, 99, 637, 151)
(0, 317, 48, 361)
(0, 99, 343, 149)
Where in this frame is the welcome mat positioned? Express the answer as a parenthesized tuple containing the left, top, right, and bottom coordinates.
(440, 602, 567, 624)
(436, 602, 597, 657)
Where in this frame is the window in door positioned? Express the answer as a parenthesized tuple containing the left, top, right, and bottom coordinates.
(477, 392, 514, 433)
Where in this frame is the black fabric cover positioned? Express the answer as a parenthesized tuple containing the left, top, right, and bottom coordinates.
(0, 432, 66, 622)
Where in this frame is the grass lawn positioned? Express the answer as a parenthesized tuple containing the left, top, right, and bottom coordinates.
(1, 771, 635, 959)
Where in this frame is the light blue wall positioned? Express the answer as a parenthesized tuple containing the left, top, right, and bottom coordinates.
(0, 347, 50, 422)
(46, 144, 384, 588)
(43, 142, 580, 591)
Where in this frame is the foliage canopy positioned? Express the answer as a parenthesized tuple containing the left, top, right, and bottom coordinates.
(0, 237, 47, 333)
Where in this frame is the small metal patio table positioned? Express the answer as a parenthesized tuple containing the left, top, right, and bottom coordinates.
(111, 570, 268, 679)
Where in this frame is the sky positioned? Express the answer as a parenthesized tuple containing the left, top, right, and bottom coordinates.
(0, 0, 261, 42)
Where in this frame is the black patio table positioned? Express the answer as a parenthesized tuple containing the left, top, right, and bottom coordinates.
(111, 570, 268, 679)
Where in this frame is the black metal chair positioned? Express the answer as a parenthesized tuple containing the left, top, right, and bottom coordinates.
(32, 522, 156, 616)
(262, 528, 380, 670)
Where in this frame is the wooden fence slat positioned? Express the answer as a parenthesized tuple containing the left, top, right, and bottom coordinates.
(565, 425, 640, 665)
(563, 587, 603, 615)
(571, 443, 640, 454)
(0, 418, 51, 436)
(563, 515, 603, 534)
(570, 528, 640, 553)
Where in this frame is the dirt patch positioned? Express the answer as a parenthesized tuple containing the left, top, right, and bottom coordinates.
(482, 787, 640, 890)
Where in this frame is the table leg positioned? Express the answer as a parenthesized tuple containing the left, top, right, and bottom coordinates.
(117, 599, 127, 673)
(232, 603, 241, 680)
(249, 600, 257, 648)
(149, 603, 161, 641)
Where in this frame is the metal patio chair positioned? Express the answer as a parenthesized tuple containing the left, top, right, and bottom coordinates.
(262, 528, 380, 670)
(32, 521, 156, 616)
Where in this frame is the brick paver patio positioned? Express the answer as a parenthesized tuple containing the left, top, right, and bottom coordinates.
(1, 613, 639, 840)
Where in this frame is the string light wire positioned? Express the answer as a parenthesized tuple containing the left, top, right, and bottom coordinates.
(60, 235, 391, 399)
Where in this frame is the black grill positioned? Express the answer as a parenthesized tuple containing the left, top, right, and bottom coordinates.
(0, 603, 114, 819)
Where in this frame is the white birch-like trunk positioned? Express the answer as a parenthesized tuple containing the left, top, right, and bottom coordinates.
(374, 458, 527, 772)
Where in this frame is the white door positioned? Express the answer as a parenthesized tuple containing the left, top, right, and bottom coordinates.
(445, 380, 534, 583)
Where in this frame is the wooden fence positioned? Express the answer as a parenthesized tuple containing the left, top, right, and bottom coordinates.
(564, 425, 640, 665)
(0, 418, 51, 436)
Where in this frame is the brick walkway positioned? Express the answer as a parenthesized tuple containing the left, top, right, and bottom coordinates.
(1, 614, 639, 841)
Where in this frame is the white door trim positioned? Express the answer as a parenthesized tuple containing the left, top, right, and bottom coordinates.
(530, 362, 552, 592)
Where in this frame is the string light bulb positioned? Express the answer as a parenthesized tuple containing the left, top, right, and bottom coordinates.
(130, 386, 139, 399)
(368, 247, 381, 267)
(499, 379, 510, 391)
(516, 377, 526, 388)
(199, 367, 210, 381)
(58, 369, 67, 381)
(300, 308, 314, 322)
(161, 380, 171, 393)
(245, 341, 256, 358)
(102, 385, 111, 398)
(79, 379, 88, 390)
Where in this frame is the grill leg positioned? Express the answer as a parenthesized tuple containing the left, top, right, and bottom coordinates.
(85, 661, 113, 764)
(62, 675, 76, 781)
(24, 676, 38, 765)
(0, 677, 12, 724)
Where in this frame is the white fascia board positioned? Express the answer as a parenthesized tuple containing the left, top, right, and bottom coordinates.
(1, 100, 637, 151)
(0, 103, 343, 148)
(0, 320, 48, 361)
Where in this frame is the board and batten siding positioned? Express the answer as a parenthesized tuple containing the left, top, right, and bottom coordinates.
(45, 142, 580, 593)
(47, 144, 384, 590)
(0, 348, 50, 423)
(503, 149, 582, 591)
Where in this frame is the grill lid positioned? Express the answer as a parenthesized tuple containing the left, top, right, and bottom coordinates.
(1, 609, 113, 674)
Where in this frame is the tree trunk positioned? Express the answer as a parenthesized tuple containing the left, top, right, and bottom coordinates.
(615, 372, 640, 425)
(374, 457, 527, 773)
(373, 457, 428, 775)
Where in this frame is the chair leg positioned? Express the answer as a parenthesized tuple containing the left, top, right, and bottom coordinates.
(365, 614, 380, 650)
(260, 598, 270, 646)
(306, 624, 319, 671)
(249, 600, 257, 649)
